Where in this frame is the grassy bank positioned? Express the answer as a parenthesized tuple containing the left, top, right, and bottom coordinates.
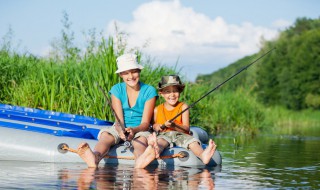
(264, 106, 320, 136)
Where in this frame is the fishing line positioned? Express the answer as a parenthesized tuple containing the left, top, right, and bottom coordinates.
(97, 84, 131, 148)
(161, 47, 276, 130)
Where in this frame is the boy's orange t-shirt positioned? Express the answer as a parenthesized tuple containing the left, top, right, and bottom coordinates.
(155, 102, 184, 132)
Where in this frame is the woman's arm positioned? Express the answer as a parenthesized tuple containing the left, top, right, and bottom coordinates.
(152, 107, 163, 132)
(131, 96, 156, 134)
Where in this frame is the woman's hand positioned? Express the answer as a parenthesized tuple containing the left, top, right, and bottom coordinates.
(114, 122, 127, 141)
(125, 128, 135, 141)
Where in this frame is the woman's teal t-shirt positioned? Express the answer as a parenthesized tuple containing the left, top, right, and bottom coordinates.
(109, 82, 158, 127)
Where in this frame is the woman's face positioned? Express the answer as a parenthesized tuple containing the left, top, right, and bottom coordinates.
(119, 69, 141, 88)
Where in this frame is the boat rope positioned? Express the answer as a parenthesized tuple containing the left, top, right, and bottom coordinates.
(60, 144, 187, 160)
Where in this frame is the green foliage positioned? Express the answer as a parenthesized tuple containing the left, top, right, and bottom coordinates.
(256, 17, 320, 110)
(305, 93, 320, 109)
(186, 86, 265, 135)
(0, 51, 31, 101)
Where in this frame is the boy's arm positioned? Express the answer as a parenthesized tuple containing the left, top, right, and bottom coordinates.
(180, 103, 190, 131)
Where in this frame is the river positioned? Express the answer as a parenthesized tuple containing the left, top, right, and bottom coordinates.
(0, 134, 319, 189)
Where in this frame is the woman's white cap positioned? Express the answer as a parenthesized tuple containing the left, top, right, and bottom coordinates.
(115, 54, 144, 73)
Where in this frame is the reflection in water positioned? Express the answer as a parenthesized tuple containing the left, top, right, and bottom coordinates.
(215, 135, 320, 189)
(0, 135, 319, 189)
(59, 165, 219, 189)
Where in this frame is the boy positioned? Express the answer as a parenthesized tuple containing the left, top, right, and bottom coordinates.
(135, 75, 217, 168)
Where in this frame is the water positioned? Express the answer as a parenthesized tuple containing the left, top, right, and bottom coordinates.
(0, 135, 319, 189)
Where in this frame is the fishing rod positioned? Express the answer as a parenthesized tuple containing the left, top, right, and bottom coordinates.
(98, 84, 131, 148)
(160, 47, 276, 130)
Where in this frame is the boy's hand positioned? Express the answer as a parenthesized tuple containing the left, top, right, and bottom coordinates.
(155, 121, 175, 131)
(153, 124, 164, 132)
(165, 121, 173, 128)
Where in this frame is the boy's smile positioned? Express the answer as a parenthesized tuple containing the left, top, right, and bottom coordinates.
(160, 86, 181, 107)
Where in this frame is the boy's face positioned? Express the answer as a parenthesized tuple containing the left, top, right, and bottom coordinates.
(160, 86, 181, 106)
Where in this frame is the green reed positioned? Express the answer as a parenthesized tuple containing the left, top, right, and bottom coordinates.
(0, 37, 176, 122)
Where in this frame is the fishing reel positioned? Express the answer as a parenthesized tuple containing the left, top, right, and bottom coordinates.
(124, 140, 131, 148)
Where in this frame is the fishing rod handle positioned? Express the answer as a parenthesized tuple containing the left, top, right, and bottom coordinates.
(156, 124, 166, 136)
(159, 120, 176, 130)
(159, 121, 174, 130)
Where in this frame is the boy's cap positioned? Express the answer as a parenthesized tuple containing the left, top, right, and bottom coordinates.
(115, 54, 144, 73)
(158, 75, 185, 91)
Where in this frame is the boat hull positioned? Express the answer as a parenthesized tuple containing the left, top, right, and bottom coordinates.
(0, 104, 222, 167)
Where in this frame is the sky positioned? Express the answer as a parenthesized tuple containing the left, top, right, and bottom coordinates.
(1, 0, 319, 81)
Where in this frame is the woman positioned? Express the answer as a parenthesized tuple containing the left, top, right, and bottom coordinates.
(78, 53, 157, 168)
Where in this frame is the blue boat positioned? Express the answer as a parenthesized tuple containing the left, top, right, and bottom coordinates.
(0, 103, 222, 167)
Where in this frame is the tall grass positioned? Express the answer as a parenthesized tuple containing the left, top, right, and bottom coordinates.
(0, 35, 176, 122)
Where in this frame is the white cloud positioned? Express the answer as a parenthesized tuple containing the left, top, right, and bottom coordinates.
(106, 0, 280, 81)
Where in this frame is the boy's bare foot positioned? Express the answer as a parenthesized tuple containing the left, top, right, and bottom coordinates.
(200, 139, 217, 164)
(77, 142, 97, 168)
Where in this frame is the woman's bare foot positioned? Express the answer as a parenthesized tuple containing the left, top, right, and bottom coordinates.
(77, 142, 97, 168)
(77, 167, 96, 190)
(148, 132, 160, 158)
(134, 133, 158, 168)
(200, 139, 217, 164)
